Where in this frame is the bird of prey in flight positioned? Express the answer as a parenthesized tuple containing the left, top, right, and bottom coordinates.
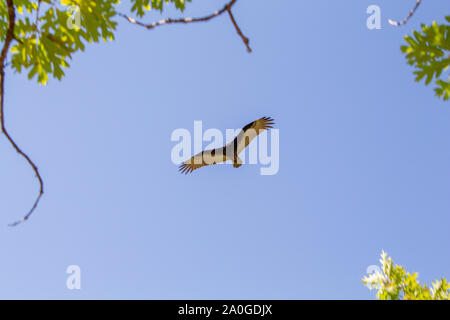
(179, 117, 275, 174)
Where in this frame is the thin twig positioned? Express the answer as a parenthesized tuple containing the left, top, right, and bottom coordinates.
(35, 0, 42, 50)
(35, 0, 41, 32)
(0, 0, 44, 226)
(118, 0, 251, 52)
(389, 0, 422, 26)
(226, 6, 251, 53)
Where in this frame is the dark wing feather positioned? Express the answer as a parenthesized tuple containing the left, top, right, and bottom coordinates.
(232, 117, 275, 155)
(179, 148, 226, 174)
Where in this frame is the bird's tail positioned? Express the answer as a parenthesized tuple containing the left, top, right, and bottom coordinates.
(233, 157, 243, 168)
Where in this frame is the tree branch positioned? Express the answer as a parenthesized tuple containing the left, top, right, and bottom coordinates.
(0, 0, 44, 226)
(226, 5, 251, 53)
(118, 0, 251, 52)
(389, 0, 422, 26)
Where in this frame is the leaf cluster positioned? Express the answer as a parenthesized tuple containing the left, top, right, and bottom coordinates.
(1, 0, 190, 85)
(401, 17, 450, 101)
(363, 251, 450, 300)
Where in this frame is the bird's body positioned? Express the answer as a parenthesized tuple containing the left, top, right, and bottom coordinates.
(179, 117, 274, 174)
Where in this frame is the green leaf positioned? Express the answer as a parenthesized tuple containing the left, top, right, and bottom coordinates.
(130, 0, 192, 17)
(401, 16, 450, 101)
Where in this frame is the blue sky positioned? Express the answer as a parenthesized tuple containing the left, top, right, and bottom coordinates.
(0, 0, 449, 299)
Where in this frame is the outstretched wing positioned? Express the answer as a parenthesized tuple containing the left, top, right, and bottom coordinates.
(231, 117, 275, 155)
(179, 147, 227, 174)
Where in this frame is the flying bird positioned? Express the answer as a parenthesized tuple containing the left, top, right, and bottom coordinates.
(179, 117, 275, 174)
